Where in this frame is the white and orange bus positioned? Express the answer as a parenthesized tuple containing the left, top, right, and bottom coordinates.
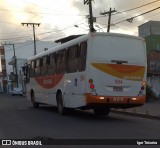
(25, 32, 147, 115)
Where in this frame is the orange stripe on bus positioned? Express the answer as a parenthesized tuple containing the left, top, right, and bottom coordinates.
(92, 63, 145, 81)
(109, 64, 143, 73)
(35, 74, 64, 89)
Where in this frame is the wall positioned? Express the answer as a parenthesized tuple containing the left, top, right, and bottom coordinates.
(145, 35, 160, 54)
(139, 21, 160, 96)
(147, 49, 160, 96)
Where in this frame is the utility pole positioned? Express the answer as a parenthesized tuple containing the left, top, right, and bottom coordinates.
(1, 42, 18, 87)
(21, 23, 40, 55)
(84, 0, 95, 32)
(100, 8, 117, 32)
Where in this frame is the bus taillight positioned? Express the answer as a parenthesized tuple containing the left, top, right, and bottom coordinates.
(90, 84, 95, 89)
(138, 81, 146, 96)
(89, 79, 94, 89)
(89, 79, 96, 95)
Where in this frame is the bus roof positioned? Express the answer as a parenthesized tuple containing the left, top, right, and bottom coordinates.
(27, 32, 144, 62)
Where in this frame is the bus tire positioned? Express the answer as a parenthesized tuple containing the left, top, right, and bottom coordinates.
(57, 92, 66, 115)
(31, 91, 39, 108)
(93, 106, 110, 116)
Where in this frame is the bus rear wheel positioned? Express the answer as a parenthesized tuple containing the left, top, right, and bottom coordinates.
(31, 91, 39, 108)
(57, 92, 66, 115)
(93, 106, 110, 116)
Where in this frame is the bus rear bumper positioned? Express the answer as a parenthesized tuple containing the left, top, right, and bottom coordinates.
(85, 93, 146, 109)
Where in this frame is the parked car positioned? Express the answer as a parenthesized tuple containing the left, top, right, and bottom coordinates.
(10, 88, 23, 96)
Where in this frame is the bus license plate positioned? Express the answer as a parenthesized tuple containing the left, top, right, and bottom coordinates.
(113, 86, 123, 91)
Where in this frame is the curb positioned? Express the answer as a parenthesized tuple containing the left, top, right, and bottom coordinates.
(111, 110, 160, 120)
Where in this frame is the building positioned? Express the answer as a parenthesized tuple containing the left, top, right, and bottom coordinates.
(139, 21, 160, 96)
(0, 46, 7, 93)
(139, 21, 160, 37)
(4, 40, 59, 93)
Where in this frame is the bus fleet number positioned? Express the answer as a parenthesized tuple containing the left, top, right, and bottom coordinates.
(113, 97, 124, 102)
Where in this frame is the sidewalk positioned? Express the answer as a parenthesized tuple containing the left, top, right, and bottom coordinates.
(111, 100, 160, 120)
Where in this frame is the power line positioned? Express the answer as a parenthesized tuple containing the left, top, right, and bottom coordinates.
(96, 0, 160, 19)
(20, 0, 69, 14)
(113, 7, 160, 26)
(0, 17, 87, 43)
(100, 0, 109, 10)
(113, 24, 138, 33)
(0, 35, 32, 41)
(39, 17, 88, 40)
(2, 0, 160, 43)
(126, 7, 160, 23)
(116, 0, 160, 14)
(0, 8, 87, 16)
(0, 20, 19, 25)
(96, 6, 160, 34)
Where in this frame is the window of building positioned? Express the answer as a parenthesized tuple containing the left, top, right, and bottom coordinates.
(78, 41, 87, 71)
(57, 49, 66, 74)
(66, 45, 78, 73)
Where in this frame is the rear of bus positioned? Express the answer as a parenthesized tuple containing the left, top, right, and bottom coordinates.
(85, 33, 147, 113)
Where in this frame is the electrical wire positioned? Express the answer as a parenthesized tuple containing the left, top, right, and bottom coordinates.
(0, 8, 87, 16)
(113, 7, 160, 26)
(116, 0, 160, 14)
(96, 0, 160, 19)
(1, 0, 160, 43)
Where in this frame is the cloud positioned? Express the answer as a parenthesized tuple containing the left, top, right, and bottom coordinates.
(1, 0, 160, 43)
(23, 4, 41, 22)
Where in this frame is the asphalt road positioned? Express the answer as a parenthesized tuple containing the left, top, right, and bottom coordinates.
(0, 94, 160, 148)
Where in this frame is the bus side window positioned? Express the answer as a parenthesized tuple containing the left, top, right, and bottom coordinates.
(48, 53, 56, 75)
(41, 56, 48, 76)
(67, 45, 78, 73)
(78, 41, 87, 71)
(35, 59, 41, 77)
(30, 60, 35, 78)
(57, 49, 66, 74)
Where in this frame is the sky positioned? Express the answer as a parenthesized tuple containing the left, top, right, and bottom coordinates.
(0, 0, 160, 44)
(0, 0, 160, 72)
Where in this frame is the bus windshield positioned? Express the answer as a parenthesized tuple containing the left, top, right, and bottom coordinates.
(91, 35, 146, 65)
